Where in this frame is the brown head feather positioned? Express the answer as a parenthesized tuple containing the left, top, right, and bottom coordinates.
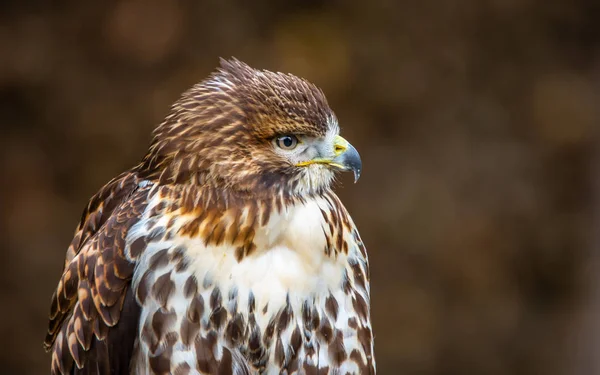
(137, 58, 337, 197)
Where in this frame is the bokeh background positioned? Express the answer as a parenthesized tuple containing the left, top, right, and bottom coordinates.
(1, 1, 599, 374)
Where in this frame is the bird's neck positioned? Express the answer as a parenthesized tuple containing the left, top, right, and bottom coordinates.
(141, 183, 334, 259)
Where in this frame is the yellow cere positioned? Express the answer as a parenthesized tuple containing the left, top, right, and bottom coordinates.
(333, 135, 349, 156)
(295, 135, 350, 167)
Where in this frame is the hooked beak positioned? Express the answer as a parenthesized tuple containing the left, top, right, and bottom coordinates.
(296, 135, 362, 183)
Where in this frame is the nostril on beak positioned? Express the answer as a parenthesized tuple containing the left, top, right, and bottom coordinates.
(334, 145, 346, 156)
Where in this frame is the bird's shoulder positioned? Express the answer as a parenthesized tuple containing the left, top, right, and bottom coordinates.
(45, 171, 151, 374)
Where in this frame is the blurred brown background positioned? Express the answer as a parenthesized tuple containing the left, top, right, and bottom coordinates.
(1, 0, 599, 374)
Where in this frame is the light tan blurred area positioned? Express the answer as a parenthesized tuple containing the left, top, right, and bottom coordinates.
(1, 1, 599, 374)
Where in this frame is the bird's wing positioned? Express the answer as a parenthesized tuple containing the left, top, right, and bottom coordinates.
(44, 171, 149, 375)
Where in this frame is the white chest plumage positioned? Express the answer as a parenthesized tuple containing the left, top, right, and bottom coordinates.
(127, 192, 374, 374)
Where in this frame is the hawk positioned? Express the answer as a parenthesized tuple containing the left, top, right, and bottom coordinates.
(44, 58, 375, 374)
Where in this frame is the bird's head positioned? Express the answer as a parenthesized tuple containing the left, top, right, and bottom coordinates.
(139, 58, 361, 198)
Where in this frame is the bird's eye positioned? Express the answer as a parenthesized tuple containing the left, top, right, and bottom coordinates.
(274, 135, 299, 150)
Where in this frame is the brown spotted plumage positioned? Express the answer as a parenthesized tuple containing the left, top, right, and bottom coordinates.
(45, 58, 374, 374)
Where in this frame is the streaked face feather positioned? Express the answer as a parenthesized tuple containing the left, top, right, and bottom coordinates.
(137, 58, 359, 198)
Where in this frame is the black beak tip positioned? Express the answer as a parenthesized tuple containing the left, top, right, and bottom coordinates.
(353, 168, 361, 183)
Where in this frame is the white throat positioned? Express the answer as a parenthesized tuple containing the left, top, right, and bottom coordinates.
(183, 196, 346, 316)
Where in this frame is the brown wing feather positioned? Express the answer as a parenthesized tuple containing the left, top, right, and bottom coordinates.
(44, 171, 148, 375)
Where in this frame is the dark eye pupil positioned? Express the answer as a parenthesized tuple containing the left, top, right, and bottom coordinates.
(275, 135, 297, 149)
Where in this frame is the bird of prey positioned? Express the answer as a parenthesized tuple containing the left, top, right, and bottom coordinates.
(44, 58, 375, 374)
